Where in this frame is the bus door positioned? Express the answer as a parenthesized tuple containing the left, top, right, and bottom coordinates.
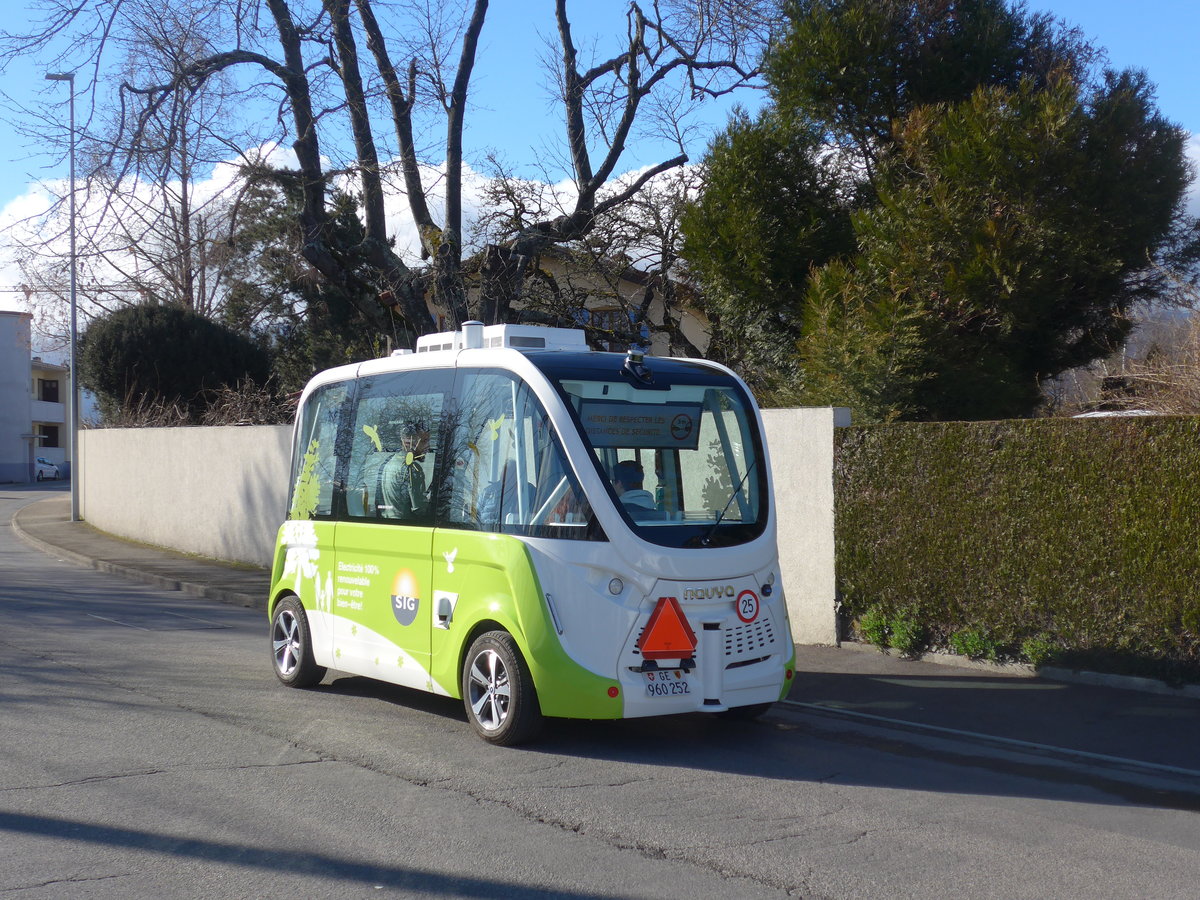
(430, 370, 599, 690)
(333, 368, 451, 693)
(431, 370, 530, 672)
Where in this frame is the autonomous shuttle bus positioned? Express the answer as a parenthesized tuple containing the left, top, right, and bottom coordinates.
(269, 322, 795, 744)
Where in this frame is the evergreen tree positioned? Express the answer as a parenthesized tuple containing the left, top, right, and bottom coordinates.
(80, 304, 271, 421)
(682, 0, 1197, 420)
(218, 176, 410, 392)
(680, 109, 854, 395)
(838, 74, 1196, 419)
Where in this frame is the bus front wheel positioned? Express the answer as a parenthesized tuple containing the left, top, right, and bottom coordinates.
(271, 597, 326, 688)
(462, 631, 543, 746)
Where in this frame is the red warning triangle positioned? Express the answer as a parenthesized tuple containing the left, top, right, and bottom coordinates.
(638, 596, 697, 660)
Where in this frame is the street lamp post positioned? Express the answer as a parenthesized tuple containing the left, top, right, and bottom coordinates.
(45, 71, 79, 523)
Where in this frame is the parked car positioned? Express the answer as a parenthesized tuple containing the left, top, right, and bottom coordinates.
(35, 457, 60, 481)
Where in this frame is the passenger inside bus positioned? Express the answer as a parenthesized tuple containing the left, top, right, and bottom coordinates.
(477, 460, 533, 528)
(378, 420, 430, 519)
(612, 460, 655, 510)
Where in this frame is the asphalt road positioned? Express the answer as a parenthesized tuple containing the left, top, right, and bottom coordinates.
(3, 485, 1200, 899)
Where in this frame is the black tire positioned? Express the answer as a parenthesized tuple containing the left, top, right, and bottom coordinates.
(462, 631, 543, 746)
(36, 471, 43, 482)
(270, 596, 326, 688)
(719, 702, 774, 721)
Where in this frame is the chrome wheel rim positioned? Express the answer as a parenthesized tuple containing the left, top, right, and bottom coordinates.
(272, 609, 301, 677)
(467, 649, 510, 731)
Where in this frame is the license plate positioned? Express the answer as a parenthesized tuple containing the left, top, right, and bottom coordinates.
(644, 670, 691, 698)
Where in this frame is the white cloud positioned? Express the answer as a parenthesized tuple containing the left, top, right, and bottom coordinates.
(0, 147, 697, 337)
(0, 185, 55, 313)
(374, 159, 581, 264)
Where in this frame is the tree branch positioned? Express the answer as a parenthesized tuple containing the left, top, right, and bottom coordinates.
(355, 0, 437, 254)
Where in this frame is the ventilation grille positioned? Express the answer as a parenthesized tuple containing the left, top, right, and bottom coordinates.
(724, 618, 776, 659)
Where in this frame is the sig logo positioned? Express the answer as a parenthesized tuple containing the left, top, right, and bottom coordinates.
(390, 569, 421, 626)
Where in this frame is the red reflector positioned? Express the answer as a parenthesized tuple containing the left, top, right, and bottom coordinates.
(607, 686, 620, 698)
(637, 596, 698, 660)
(786, 669, 794, 680)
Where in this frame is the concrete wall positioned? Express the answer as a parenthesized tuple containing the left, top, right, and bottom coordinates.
(78, 409, 844, 644)
(762, 408, 848, 646)
(79, 425, 292, 567)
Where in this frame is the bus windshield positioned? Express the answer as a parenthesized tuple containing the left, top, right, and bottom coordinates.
(540, 356, 768, 549)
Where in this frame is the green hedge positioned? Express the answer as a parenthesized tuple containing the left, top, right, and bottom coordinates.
(834, 417, 1200, 683)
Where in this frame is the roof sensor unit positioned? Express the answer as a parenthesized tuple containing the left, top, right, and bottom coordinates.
(414, 324, 588, 354)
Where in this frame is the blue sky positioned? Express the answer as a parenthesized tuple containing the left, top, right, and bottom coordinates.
(2, 0, 1199, 313)
(5, 2, 1199, 202)
(1041, 0, 1200, 134)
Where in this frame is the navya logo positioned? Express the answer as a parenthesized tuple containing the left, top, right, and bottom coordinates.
(390, 569, 421, 626)
(683, 585, 736, 601)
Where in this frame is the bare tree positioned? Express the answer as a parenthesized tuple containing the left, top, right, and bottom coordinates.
(471, 165, 710, 355)
(4, 0, 774, 347)
(9, 0, 252, 346)
(1053, 306, 1200, 416)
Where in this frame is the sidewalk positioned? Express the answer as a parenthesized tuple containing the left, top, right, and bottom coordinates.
(12, 495, 267, 609)
(12, 494, 1200, 777)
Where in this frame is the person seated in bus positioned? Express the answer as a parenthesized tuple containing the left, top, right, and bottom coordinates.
(379, 420, 430, 520)
(477, 460, 534, 529)
(356, 420, 402, 517)
(612, 460, 655, 510)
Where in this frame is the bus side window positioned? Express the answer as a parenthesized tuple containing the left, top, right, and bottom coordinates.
(343, 371, 447, 525)
(440, 370, 603, 540)
(442, 371, 517, 531)
(288, 381, 353, 521)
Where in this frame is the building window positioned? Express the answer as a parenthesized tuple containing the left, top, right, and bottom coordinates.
(38, 379, 60, 403)
(38, 425, 60, 448)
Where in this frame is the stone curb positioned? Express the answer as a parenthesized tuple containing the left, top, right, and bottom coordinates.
(11, 505, 266, 611)
(837, 638, 1200, 700)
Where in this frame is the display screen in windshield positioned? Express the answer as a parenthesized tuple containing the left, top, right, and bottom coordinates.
(540, 356, 768, 548)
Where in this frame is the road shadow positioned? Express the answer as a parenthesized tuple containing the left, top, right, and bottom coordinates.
(0, 810, 640, 898)
(314, 667, 1200, 815)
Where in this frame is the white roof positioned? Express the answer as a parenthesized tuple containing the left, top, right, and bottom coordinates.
(412, 324, 589, 355)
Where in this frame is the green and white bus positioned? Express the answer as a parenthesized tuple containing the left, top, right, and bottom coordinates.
(269, 322, 795, 744)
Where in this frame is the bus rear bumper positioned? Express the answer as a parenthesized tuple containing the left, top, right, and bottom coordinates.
(617, 650, 790, 719)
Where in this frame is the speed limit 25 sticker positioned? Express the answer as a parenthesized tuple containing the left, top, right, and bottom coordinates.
(736, 589, 760, 623)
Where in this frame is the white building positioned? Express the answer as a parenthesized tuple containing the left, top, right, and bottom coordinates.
(0, 310, 70, 483)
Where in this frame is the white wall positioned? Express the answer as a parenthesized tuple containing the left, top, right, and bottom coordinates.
(78, 409, 844, 643)
(762, 408, 848, 645)
(79, 425, 293, 567)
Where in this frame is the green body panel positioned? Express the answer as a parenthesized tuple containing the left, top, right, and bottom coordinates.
(270, 520, 337, 617)
(269, 519, 622, 718)
(333, 522, 436, 688)
(780, 649, 797, 700)
(429, 530, 623, 719)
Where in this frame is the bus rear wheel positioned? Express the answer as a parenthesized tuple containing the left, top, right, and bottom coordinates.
(462, 631, 543, 746)
(271, 596, 326, 688)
